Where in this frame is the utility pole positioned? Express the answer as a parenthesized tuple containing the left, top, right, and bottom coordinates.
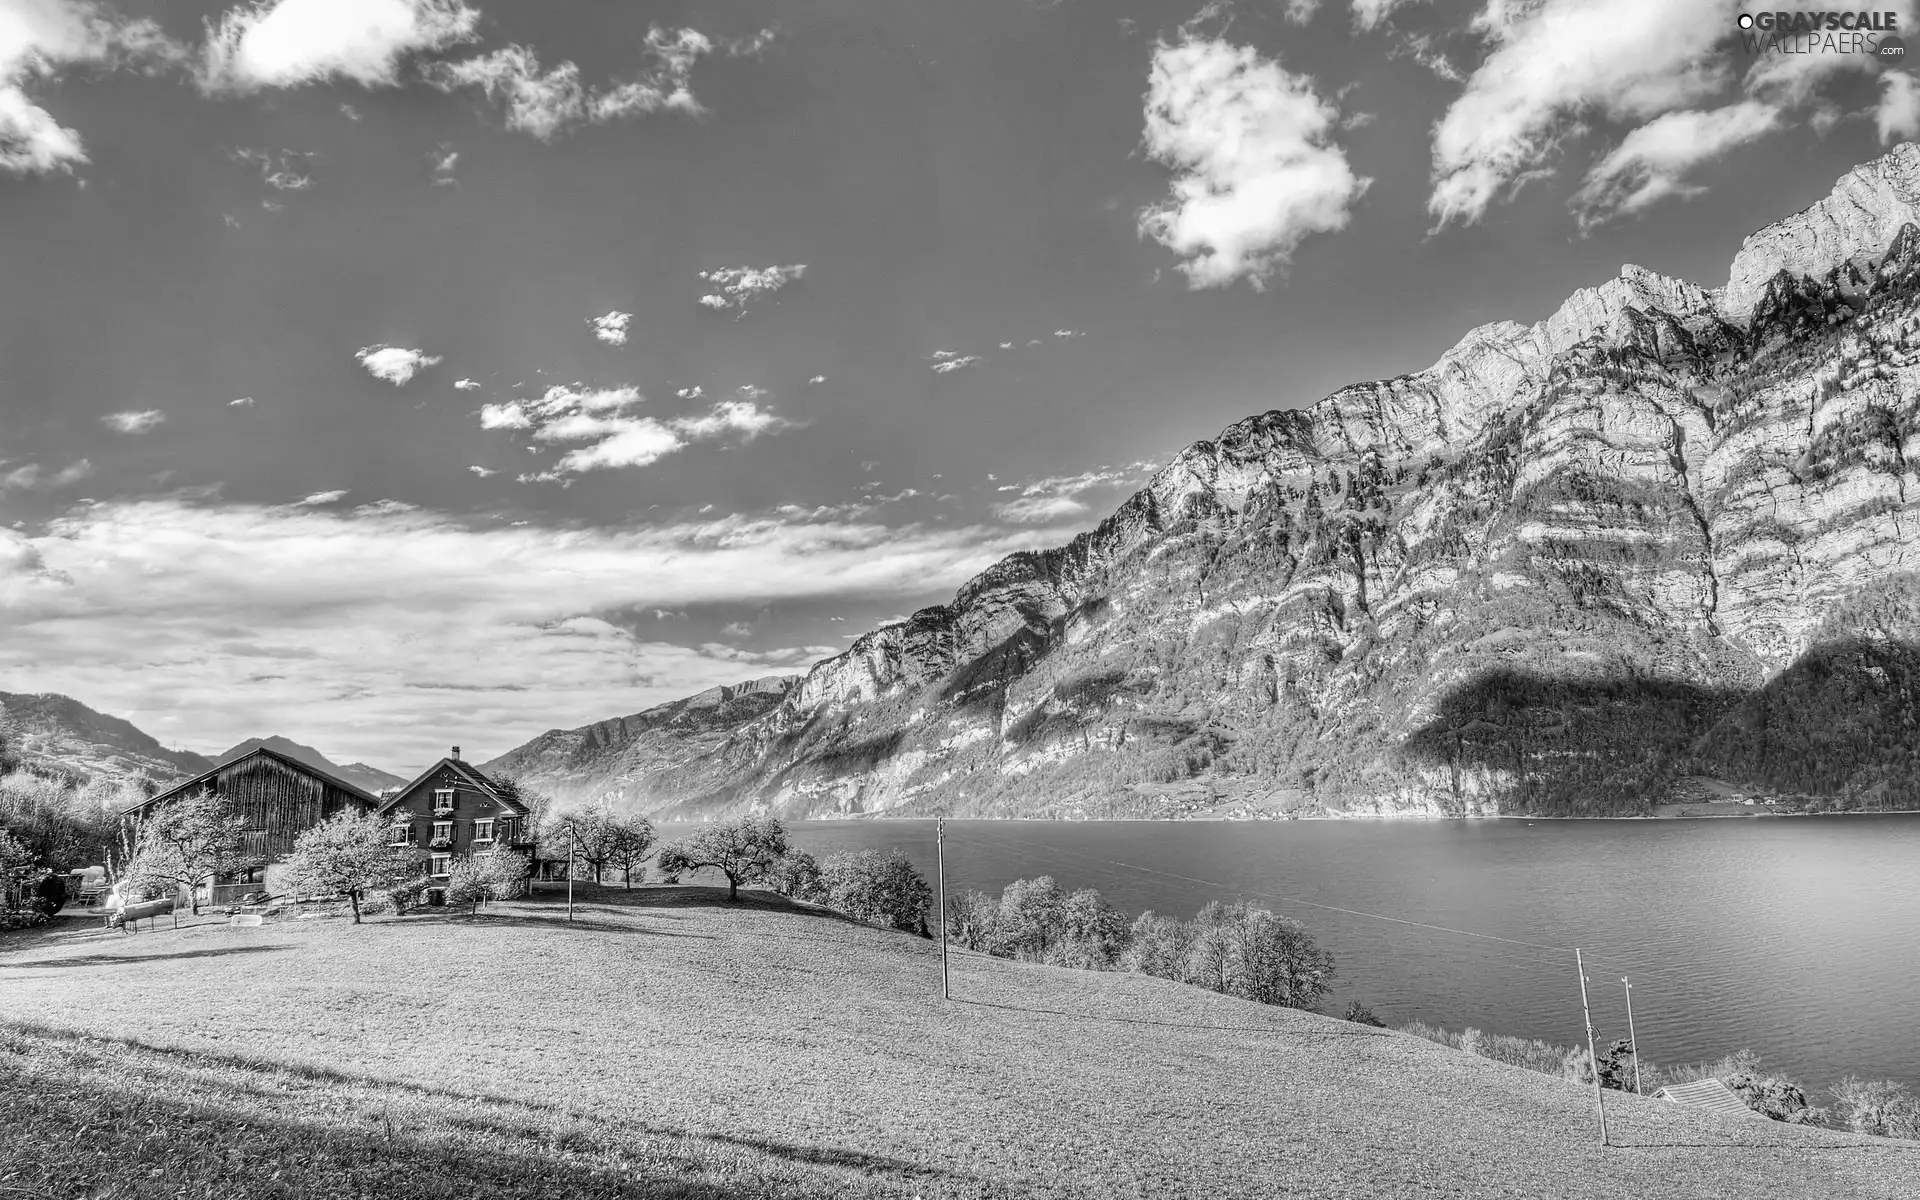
(1576, 949, 1609, 1146)
(936, 817, 950, 1001)
(1622, 977, 1642, 1095)
(567, 841, 575, 923)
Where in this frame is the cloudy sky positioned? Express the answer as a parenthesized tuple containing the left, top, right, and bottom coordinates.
(1, 0, 1913, 772)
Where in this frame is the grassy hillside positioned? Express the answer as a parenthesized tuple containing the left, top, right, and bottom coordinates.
(3, 888, 1918, 1199)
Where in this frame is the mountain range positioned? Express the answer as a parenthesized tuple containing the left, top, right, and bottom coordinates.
(480, 145, 1920, 821)
(0, 695, 405, 793)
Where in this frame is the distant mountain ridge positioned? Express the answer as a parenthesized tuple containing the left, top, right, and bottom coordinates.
(0, 691, 213, 782)
(0, 693, 408, 792)
(217, 736, 408, 793)
(485, 144, 1920, 820)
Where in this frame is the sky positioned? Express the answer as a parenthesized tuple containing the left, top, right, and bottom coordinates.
(0, 0, 1915, 773)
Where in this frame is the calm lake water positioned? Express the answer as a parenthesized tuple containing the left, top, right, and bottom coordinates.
(665, 816, 1920, 1093)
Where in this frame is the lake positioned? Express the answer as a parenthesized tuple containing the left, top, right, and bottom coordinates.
(671, 816, 1920, 1094)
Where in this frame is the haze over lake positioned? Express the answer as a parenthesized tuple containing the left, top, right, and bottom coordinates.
(699, 818, 1920, 1094)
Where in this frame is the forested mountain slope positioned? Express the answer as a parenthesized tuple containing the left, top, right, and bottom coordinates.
(487, 146, 1920, 820)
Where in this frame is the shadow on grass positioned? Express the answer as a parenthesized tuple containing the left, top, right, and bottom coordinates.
(0, 1048, 928, 1200)
(399, 911, 717, 938)
(0, 944, 289, 970)
(1609, 1136, 1920, 1153)
(0, 1024, 966, 1198)
(953, 997, 1396, 1039)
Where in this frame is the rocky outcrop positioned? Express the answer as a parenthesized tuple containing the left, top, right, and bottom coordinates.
(488, 147, 1920, 820)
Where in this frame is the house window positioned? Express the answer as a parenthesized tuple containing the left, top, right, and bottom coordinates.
(389, 822, 414, 846)
(473, 819, 494, 843)
(432, 788, 456, 813)
(431, 821, 453, 842)
(430, 855, 451, 877)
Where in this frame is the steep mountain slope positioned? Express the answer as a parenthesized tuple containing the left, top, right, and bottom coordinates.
(489, 145, 1920, 820)
(0, 692, 212, 783)
(217, 736, 406, 793)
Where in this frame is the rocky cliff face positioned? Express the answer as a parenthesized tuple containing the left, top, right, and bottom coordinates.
(486, 147, 1920, 820)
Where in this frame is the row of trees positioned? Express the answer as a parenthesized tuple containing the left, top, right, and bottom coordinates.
(946, 876, 1337, 1010)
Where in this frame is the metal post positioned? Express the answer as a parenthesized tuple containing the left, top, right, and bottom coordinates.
(936, 817, 950, 1001)
(567, 842, 575, 923)
(1622, 977, 1641, 1095)
(1576, 949, 1609, 1145)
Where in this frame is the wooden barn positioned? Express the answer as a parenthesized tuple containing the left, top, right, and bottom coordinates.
(375, 746, 536, 890)
(124, 747, 379, 885)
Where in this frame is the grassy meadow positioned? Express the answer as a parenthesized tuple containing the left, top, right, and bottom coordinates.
(3, 883, 1920, 1199)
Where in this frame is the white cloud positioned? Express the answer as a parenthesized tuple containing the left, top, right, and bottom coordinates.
(352, 499, 416, 517)
(295, 489, 348, 506)
(1351, 0, 1417, 29)
(991, 463, 1159, 525)
(480, 383, 790, 478)
(671, 398, 788, 441)
(429, 141, 457, 179)
(807, 374, 826, 385)
(0, 496, 1079, 768)
(468, 465, 496, 477)
(930, 355, 982, 374)
(453, 378, 480, 391)
(101, 409, 164, 434)
(675, 385, 705, 399)
(992, 495, 1089, 524)
(1427, 0, 1735, 227)
(356, 344, 442, 386)
(1139, 37, 1369, 289)
(695, 263, 807, 312)
(0, 0, 185, 174)
(736, 384, 769, 400)
(200, 0, 479, 93)
(1878, 72, 1920, 145)
(426, 26, 718, 140)
(1574, 101, 1779, 224)
(1, 460, 92, 491)
(479, 402, 532, 429)
(998, 341, 1014, 350)
(229, 396, 255, 407)
(588, 310, 632, 345)
(1053, 329, 1083, 339)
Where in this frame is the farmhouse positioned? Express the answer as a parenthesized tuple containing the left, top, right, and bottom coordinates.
(126, 745, 380, 857)
(124, 746, 380, 901)
(374, 747, 535, 886)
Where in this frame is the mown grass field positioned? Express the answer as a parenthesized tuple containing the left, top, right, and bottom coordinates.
(3, 883, 1919, 1199)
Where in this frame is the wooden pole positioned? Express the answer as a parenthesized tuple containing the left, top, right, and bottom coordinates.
(1622, 977, 1641, 1096)
(567, 842, 575, 923)
(1576, 949, 1609, 1145)
(936, 817, 950, 1001)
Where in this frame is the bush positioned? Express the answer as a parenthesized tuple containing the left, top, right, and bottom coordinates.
(766, 849, 825, 902)
(0, 909, 48, 932)
(1827, 1076, 1920, 1138)
(818, 849, 932, 933)
(1342, 1001, 1385, 1027)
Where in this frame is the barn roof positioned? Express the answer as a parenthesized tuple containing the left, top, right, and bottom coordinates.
(374, 755, 530, 817)
(124, 746, 381, 816)
(1652, 1079, 1752, 1116)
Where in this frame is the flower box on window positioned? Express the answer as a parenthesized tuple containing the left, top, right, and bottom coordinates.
(428, 836, 453, 850)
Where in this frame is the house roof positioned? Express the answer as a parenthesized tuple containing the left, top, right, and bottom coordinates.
(373, 757, 530, 818)
(124, 745, 381, 817)
(1652, 1079, 1751, 1116)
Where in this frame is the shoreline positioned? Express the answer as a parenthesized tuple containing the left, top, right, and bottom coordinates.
(756, 808, 1920, 825)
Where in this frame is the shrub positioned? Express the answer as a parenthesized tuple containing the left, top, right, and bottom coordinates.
(818, 849, 932, 933)
(765, 849, 825, 902)
(1828, 1076, 1920, 1138)
(1342, 1001, 1386, 1027)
